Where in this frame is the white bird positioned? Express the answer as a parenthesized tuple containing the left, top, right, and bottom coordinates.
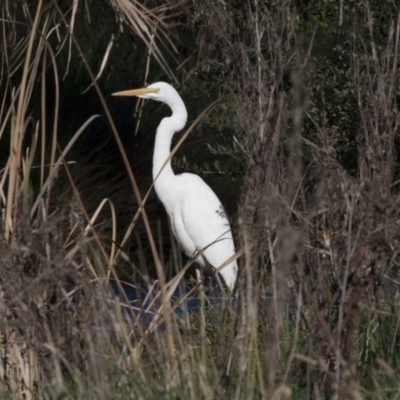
(113, 82, 238, 291)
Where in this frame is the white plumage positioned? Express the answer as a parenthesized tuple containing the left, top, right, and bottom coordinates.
(114, 82, 238, 290)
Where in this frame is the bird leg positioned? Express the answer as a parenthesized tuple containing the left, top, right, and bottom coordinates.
(195, 268, 207, 335)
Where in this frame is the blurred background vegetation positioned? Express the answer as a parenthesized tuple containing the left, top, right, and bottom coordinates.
(1, 0, 400, 398)
(9, 0, 399, 272)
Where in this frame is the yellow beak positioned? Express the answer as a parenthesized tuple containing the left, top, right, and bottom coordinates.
(112, 87, 159, 97)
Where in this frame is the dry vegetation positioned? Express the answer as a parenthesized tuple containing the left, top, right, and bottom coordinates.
(0, 0, 400, 398)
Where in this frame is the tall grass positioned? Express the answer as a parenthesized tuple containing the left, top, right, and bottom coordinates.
(1, 0, 400, 399)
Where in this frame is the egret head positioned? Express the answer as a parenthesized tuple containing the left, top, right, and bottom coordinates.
(114, 81, 187, 132)
(113, 82, 182, 107)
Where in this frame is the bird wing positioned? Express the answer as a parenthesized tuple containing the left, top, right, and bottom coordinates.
(177, 173, 236, 269)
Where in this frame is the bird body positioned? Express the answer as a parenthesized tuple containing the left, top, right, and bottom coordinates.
(114, 82, 238, 290)
(164, 172, 237, 285)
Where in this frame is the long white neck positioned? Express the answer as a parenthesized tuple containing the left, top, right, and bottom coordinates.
(152, 119, 175, 186)
(152, 94, 188, 207)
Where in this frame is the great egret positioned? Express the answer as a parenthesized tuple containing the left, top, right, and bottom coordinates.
(113, 82, 238, 291)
